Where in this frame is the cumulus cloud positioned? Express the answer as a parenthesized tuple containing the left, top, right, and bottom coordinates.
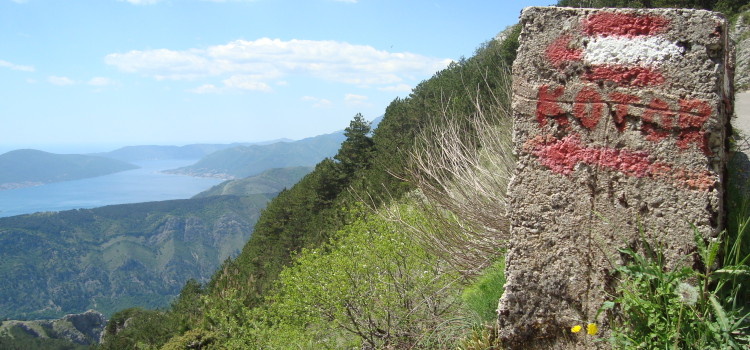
(48, 76, 75, 86)
(106, 38, 451, 93)
(0, 59, 34, 72)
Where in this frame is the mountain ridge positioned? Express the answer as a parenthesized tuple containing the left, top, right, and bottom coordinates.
(164, 131, 346, 179)
(0, 149, 138, 190)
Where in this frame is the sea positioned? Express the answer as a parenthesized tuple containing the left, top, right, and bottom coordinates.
(0, 159, 224, 218)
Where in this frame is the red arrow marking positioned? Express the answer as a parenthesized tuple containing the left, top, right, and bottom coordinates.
(524, 134, 715, 191)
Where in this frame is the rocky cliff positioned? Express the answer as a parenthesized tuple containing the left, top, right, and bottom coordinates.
(0, 310, 106, 345)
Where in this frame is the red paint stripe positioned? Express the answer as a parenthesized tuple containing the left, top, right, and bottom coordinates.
(583, 65, 664, 87)
(545, 35, 582, 67)
(582, 12, 669, 37)
(525, 134, 714, 191)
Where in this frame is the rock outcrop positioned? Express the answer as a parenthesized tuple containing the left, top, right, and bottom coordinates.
(0, 310, 106, 345)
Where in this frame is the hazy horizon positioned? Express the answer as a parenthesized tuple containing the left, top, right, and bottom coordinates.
(0, 137, 294, 156)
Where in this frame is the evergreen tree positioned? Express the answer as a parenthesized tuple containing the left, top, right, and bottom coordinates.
(334, 113, 374, 177)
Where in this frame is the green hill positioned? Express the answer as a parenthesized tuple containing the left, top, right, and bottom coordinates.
(0, 149, 138, 190)
(94, 144, 239, 162)
(93, 141, 288, 163)
(0, 194, 271, 320)
(164, 132, 345, 179)
(193, 166, 312, 198)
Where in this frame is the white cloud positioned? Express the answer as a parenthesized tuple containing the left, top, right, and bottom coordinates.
(48, 76, 75, 86)
(0, 59, 34, 72)
(106, 38, 451, 93)
(344, 93, 370, 107)
(88, 77, 115, 86)
(10, 0, 29, 3)
(302, 96, 333, 108)
(333, 0, 357, 3)
(106, 48, 210, 80)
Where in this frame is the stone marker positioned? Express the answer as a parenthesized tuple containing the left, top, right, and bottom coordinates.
(500, 7, 732, 349)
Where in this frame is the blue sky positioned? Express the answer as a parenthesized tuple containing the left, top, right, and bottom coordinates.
(0, 0, 553, 153)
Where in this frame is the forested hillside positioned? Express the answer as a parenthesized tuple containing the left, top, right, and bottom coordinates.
(20, 1, 748, 349)
(164, 132, 346, 179)
(0, 194, 271, 320)
(192, 166, 312, 198)
(0, 150, 138, 190)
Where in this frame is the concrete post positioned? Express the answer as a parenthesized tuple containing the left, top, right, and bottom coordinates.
(500, 7, 732, 349)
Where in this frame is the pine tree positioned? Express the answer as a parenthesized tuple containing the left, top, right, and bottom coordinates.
(334, 113, 374, 177)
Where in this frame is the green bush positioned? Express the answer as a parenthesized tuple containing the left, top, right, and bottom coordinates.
(603, 227, 750, 349)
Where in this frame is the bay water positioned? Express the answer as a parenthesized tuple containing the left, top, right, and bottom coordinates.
(0, 159, 223, 218)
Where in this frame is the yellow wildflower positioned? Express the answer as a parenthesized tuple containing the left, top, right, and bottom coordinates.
(586, 323, 597, 335)
(571, 325, 582, 333)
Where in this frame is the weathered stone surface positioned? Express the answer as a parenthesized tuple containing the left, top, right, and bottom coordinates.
(733, 9, 750, 91)
(500, 7, 732, 348)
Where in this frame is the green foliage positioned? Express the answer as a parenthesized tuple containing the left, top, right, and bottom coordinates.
(604, 227, 750, 349)
(334, 113, 374, 177)
(98, 308, 176, 350)
(169, 279, 205, 334)
(269, 206, 460, 349)
(199, 204, 463, 349)
(159, 328, 218, 350)
(0, 194, 269, 319)
(462, 257, 506, 323)
(0, 324, 91, 350)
